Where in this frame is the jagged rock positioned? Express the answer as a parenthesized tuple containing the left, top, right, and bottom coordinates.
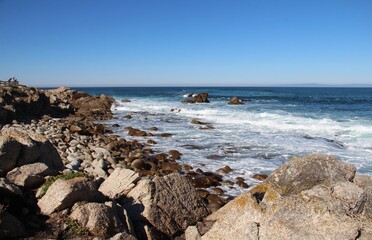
(6, 162, 57, 188)
(194, 93, 209, 103)
(0, 210, 26, 238)
(183, 93, 210, 103)
(228, 96, 244, 105)
(70, 201, 135, 238)
(99, 168, 140, 199)
(186, 155, 372, 240)
(124, 173, 209, 238)
(38, 177, 104, 215)
(0, 85, 52, 124)
(73, 94, 114, 120)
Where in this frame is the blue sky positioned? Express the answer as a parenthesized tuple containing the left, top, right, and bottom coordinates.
(0, 0, 371, 87)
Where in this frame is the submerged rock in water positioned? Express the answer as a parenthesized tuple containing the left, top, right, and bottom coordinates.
(228, 96, 244, 105)
(182, 92, 210, 103)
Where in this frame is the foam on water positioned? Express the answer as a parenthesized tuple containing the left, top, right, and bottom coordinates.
(106, 92, 372, 196)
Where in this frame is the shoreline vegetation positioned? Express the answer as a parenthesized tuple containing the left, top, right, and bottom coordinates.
(0, 84, 371, 239)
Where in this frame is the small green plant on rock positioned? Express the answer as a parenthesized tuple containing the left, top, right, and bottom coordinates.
(65, 218, 89, 235)
(39, 172, 87, 197)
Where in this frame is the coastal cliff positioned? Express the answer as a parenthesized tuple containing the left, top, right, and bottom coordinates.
(0, 85, 371, 239)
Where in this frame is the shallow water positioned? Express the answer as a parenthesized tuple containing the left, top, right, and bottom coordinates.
(78, 87, 372, 196)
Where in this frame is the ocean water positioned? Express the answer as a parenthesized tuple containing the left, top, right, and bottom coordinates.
(77, 87, 372, 196)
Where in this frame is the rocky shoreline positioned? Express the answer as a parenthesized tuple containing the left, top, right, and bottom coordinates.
(1, 85, 371, 239)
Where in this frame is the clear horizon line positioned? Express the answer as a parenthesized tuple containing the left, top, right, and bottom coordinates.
(36, 83, 372, 88)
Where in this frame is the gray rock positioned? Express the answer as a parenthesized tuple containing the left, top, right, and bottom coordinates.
(99, 168, 140, 199)
(188, 155, 372, 240)
(6, 162, 57, 188)
(124, 173, 209, 237)
(263, 154, 356, 202)
(70, 201, 135, 238)
(0, 128, 64, 172)
(354, 174, 372, 218)
(37, 177, 104, 215)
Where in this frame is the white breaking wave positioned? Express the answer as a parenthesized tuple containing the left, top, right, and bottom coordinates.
(109, 97, 372, 196)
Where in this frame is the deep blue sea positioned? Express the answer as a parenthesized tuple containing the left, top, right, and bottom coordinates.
(75, 87, 372, 195)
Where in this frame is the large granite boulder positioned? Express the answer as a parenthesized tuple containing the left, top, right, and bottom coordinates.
(70, 201, 135, 238)
(186, 155, 372, 240)
(6, 162, 57, 188)
(0, 128, 63, 174)
(124, 173, 210, 238)
(37, 177, 105, 215)
(99, 168, 140, 199)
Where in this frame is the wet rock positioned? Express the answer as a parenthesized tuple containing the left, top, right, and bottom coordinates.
(252, 173, 268, 181)
(99, 168, 140, 199)
(6, 162, 57, 188)
(217, 165, 233, 174)
(228, 96, 244, 105)
(191, 119, 207, 125)
(194, 93, 210, 103)
(148, 127, 158, 131)
(206, 154, 224, 160)
(168, 150, 182, 160)
(147, 139, 157, 145)
(124, 115, 132, 119)
(199, 125, 215, 130)
(128, 128, 147, 137)
(236, 180, 249, 188)
(182, 93, 210, 103)
(161, 162, 182, 173)
(38, 177, 104, 215)
(121, 99, 131, 103)
(155, 153, 168, 161)
(70, 201, 134, 238)
(191, 173, 222, 188)
(158, 132, 172, 137)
